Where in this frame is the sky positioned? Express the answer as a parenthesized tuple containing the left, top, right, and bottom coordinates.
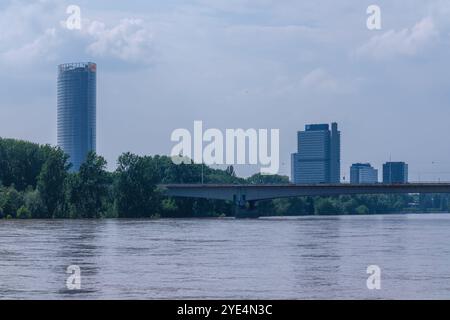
(1, 0, 450, 181)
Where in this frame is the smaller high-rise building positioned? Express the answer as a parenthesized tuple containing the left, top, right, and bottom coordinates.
(350, 163, 378, 184)
(383, 162, 408, 184)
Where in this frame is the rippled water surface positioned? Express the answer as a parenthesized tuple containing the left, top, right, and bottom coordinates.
(1, 214, 450, 299)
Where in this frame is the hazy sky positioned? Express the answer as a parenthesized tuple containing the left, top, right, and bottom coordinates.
(1, 0, 450, 180)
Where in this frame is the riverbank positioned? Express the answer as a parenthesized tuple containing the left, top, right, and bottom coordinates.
(2, 137, 449, 220)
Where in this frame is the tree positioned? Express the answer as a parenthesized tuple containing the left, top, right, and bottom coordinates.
(160, 198, 178, 216)
(16, 205, 31, 219)
(0, 138, 52, 191)
(247, 173, 289, 184)
(115, 153, 160, 218)
(314, 198, 341, 215)
(355, 205, 370, 214)
(0, 186, 24, 218)
(37, 147, 70, 218)
(24, 189, 46, 218)
(68, 152, 109, 218)
(341, 197, 359, 214)
(283, 197, 312, 215)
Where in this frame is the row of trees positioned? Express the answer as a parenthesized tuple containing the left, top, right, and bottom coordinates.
(0, 137, 244, 219)
(1, 137, 447, 219)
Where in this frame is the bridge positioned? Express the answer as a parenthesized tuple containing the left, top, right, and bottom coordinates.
(160, 183, 450, 218)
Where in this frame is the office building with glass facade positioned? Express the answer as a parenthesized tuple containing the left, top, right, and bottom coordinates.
(291, 123, 340, 184)
(383, 162, 408, 184)
(350, 163, 378, 184)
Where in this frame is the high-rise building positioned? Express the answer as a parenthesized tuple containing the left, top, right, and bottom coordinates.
(57, 62, 97, 171)
(383, 162, 408, 184)
(291, 123, 340, 184)
(350, 163, 378, 184)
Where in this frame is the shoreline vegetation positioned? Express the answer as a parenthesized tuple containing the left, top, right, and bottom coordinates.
(1, 137, 449, 219)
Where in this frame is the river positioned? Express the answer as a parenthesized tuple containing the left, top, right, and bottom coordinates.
(1, 214, 450, 299)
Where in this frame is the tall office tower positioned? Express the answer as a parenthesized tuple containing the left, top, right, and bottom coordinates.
(350, 163, 378, 184)
(383, 162, 408, 184)
(291, 123, 341, 184)
(57, 62, 97, 171)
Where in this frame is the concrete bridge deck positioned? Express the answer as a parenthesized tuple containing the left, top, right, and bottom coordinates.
(160, 183, 450, 203)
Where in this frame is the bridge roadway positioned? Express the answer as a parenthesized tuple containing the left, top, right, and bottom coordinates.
(160, 183, 450, 205)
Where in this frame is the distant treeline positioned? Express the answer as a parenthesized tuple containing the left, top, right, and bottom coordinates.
(0, 137, 448, 219)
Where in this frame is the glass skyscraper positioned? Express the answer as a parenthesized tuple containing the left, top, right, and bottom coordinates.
(291, 123, 340, 184)
(57, 62, 97, 171)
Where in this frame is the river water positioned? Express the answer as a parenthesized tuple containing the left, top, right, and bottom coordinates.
(1, 214, 450, 299)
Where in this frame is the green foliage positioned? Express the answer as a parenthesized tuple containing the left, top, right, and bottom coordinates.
(24, 189, 45, 218)
(247, 173, 289, 184)
(0, 137, 447, 219)
(37, 147, 70, 218)
(340, 196, 359, 214)
(67, 152, 110, 218)
(0, 138, 52, 191)
(115, 153, 161, 218)
(0, 186, 24, 218)
(16, 205, 31, 219)
(355, 205, 370, 214)
(314, 198, 342, 215)
(272, 197, 315, 215)
(161, 198, 178, 214)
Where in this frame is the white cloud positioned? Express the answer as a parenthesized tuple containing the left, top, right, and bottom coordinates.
(85, 19, 154, 64)
(301, 68, 338, 93)
(1, 28, 60, 64)
(192, 0, 274, 14)
(356, 17, 438, 60)
(0, 1, 154, 67)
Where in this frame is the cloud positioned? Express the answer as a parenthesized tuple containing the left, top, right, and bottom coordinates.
(192, 0, 274, 14)
(0, 1, 154, 67)
(356, 17, 438, 60)
(1, 28, 60, 64)
(85, 19, 154, 64)
(301, 68, 338, 93)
